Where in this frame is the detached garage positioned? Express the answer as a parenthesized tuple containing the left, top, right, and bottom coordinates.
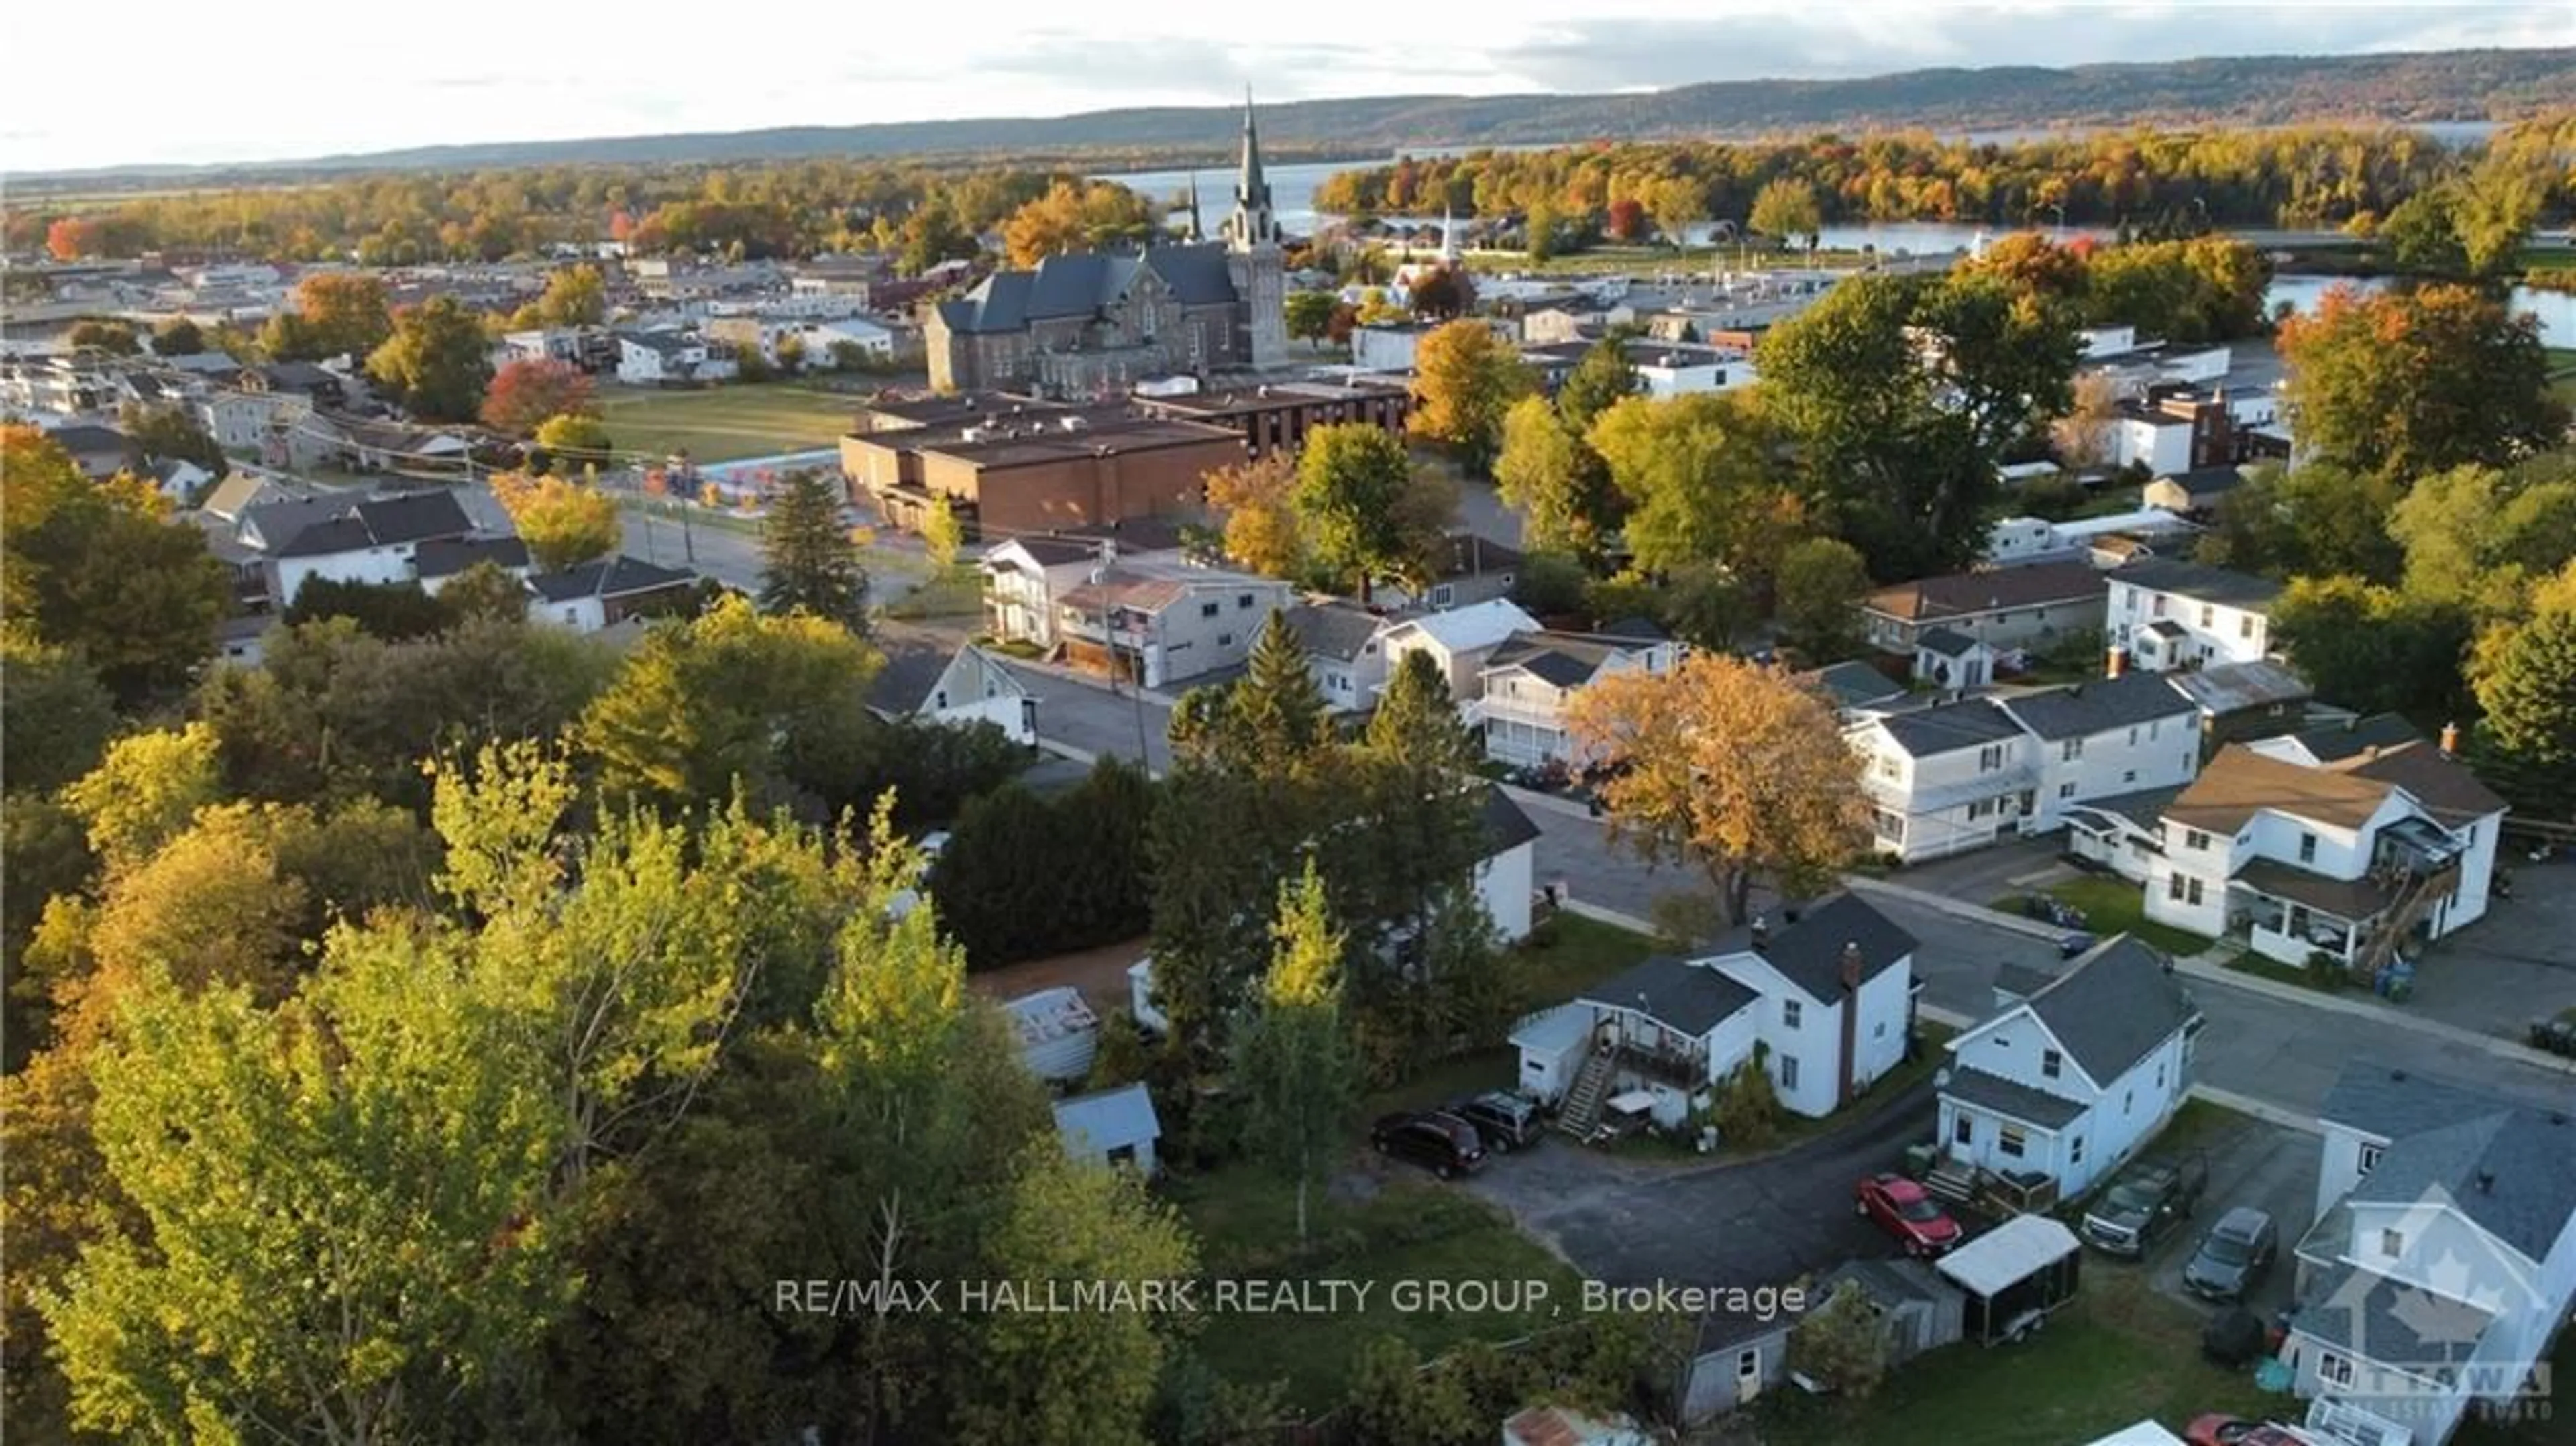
(1935, 1214, 2083, 1345)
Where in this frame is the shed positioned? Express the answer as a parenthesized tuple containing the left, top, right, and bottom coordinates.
(1506, 1001, 1591, 1103)
(1501, 1406, 1652, 1446)
(1913, 626, 1995, 690)
(1053, 1082, 1161, 1174)
(2080, 1423, 2187, 1446)
(1935, 1214, 2082, 1344)
(1813, 1256, 1966, 1366)
(1005, 986, 1099, 1086)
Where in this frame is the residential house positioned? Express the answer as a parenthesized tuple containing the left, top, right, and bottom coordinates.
(2062, 784, 2191, 883)
(242, 361, 347, 410)
(1861, 561, 2107, 657)
(1474, 785, 1542, 944)
(46, 422, 133, 480)
(614, 331, 735, 386)
(502, 326, 617, 371)
(237, 488, 476, 604)
(1379, 598, 1544, 701)
(1052, 1082, 1162, 1174)
(1510, 893, 1920, 1131)
(2109, 390, 2234, 476)
(2106, 557, 2282, 673)
(144, 456, 216, 502)
(2168, 659, 2316, 757)
(864, 628, 1038, 745)
(199, 390, 319, 466)
(527, 555, 699, 632)
(1130, 378, 1412, 460)
(978, 518, 1193, 649)
(213, 613, 280, 667)
(1350, 322, 1430, 373)
(1054, 567, 1295, 689)
(1280, 600, 1397, 712)
(1466, 628, 1681, 768)
(2145, 742, 2505, 972)
(1851, 699, 2035, 863)
(2141, 465, 2247, 518)
(1991, 669, 2202, 834)
(335, 415, 476, 476)
(1805, 660, 1909, 720)
(1911, 625, 1998, 691)
(413, 536, 532, 596)
(1935, 936, 2200, 1199)
(706, 315, 896, 368)
(2282, 1062, 2576, 1446)
(1368, 533, 1523, 613)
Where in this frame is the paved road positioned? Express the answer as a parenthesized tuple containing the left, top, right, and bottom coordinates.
(996, 660, 1175, 773)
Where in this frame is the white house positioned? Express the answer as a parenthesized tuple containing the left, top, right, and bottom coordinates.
(865, 629, 1038, 746)
(1055, 570, 1297, 691)
(1472, 785, 1541, 944)
(1862, 561, 2107, 657)
(413, 535, 533, 596)
(982, 528, 1183, 649)
(1465, 628, 1681, 767)
(614, 331, 735, 386)
(1935, 935, 2200, 1198)
(527, 555, 699, 632)
(1351, 323, 1427, 373)
(1053, 1082, 1162, 1175)
(1280, 600, 1397, 712)
(1911, 625, 1999, 691)
(1851, 699, 2033, 863)
(1510, 893, 1919, 1131)
(2106, 557, 2283, 673)
(2282, 1062, 2576, 1446)
(236, 489, 476, 603)
(1992, 669, 2202, 834)
(2147, 741, 2506, 972)
(1379, 598, 1543, 702)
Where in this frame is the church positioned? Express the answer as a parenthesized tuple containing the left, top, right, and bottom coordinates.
(925, 96, 1290, 397)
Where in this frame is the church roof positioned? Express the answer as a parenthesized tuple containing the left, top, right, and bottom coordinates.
(938, 245, 1241, 335)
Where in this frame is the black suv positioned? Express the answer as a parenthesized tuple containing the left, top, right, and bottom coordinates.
(1448, 1091, 1542, 1153)
(2081, 1152, 2210, 1256)
(1371, 1111, 1489, 1179)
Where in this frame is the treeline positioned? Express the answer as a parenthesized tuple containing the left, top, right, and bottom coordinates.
(1315, 115, 2576, 233)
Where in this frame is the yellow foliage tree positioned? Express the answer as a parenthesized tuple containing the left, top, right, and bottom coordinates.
(493, 471, 620, 572)
(1201, 453, 1304, 578)
(920, 495, 965, 571)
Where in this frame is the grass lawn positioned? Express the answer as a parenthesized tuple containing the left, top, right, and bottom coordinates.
(595, 383, 863, 463)
(2546, 349, 2576, 411)
(884, 564, 982, 621)
(1161, 1163, 1582, 1411)
(1758, 1283, 2283, 1446)
(1993, 875, 2215, 958)
(1513, 913, 1658, 1007)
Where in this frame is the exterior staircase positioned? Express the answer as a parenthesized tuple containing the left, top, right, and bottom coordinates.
(1557, 1038, 1618, 1140)
(1923, 1157, 1979, 1206)
(2353, 860, 2459, 984)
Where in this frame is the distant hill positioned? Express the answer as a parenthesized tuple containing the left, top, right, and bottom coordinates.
(21, 48, 2573, 186)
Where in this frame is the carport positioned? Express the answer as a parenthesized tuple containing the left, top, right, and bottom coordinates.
(1936, 1214, 2083, 1345)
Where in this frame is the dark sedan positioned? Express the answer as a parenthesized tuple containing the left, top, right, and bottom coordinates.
(2183, 1207, 2279, 1302)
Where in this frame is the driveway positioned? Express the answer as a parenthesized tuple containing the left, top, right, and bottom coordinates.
(2400, 854, 2576, 1042)
(1466, 1079, 1937, 1288)
(995, 659, 1175, 773)
(1879, 836, 2074, 908)
(2137, 1113, 2318, 1322)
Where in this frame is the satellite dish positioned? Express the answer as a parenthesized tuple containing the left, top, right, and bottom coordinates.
(1934, 1068, 1953, 1089)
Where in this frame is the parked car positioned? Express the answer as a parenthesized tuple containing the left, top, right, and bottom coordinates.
(2080, 1152, 2210, 1256)
(2183, 1207, 2279, 1302)
(1370, 1111, 1487, 1179)
(1449, 1091, 1542, 1153)
(2184, 1416, 2311, 1446)
(1854, 1172, 1964, 1257)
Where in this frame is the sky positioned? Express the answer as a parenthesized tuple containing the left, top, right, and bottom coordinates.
(3, 1, 2569, 174)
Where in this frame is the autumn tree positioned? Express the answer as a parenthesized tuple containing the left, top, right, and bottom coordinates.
(1001, 180, 1155, 267)
(1774, 536, 1872, 663)
(65, 319, 138, 355)
(483, 356, 602, 436)
(2052, 371, 2121, 469)
(1408, 264, 1474, 321)
(1284, 290, 1338, 344)
(920, 494, 965, 570)
(1407, 319, 1535, 478)
(494, 471, 621, 571)
(2277, 282, 2563, 482)
(1568, 653, 1872, 922)
(1203, 452, 1305, 577)
(534, 412, 614, 469)
(1750, 176, 1825, 253)
(368, 296, 494, 422)
(759, 467, 871, 632)
(1295, 423, 1450, 597)
(2454, 157, 2544, 278)
(1605, 197, 1648, 243)
(1587, 392, 1802, 587)
(288, 271, 394, 359)
(1233, 863, 1358, 1243)
(1, 427, 229, 705)
(151, 316, 205, 355)
(537, 263, 608, 325)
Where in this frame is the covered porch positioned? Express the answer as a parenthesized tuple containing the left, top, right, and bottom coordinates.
(1935, 1066, 2085, 1200)
(2228, 860, 2394, 968)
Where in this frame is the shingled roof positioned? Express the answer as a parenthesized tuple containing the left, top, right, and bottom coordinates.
(1998, 672, 2196, 741)
(1864, 561, 2104, 623)
(2161, 746, 2394, 834)
(2017, 936, 2195, 1088)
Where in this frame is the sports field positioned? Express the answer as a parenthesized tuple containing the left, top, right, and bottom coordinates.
(595, 383, 865, 464)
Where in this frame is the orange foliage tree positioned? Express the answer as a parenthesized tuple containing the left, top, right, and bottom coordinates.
(482, 359, 600, 437)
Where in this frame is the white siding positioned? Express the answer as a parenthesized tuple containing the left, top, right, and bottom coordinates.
(1476, 840, 1536, 944)
(2023, 710, 2202, 832)
(2108, 578, 2272, 671)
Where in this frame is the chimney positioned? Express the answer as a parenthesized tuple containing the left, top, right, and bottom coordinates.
(1749, 915, 1769, 952)
(2440, 721, 2459, 757)
(1840, 941, 1864, 993)
(2106, 647, 2126, 680)
(2477, 1170, 2495, 1195)
(1838, 940, 1864, 1108)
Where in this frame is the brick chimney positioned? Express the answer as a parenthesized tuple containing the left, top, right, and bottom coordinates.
(1837, 940, 1864, 1107)
(2106, 647, 2126, 680)
(2440, 720, 2460, 757)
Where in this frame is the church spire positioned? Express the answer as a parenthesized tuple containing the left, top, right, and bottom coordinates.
(1227, 87, 1278, 252)
(1187, 172, 1205, 243)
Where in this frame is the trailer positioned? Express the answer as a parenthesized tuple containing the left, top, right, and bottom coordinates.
(1935, 1214, 2083, 1345)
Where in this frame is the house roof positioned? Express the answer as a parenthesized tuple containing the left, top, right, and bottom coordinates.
(2321, 1063, 2528, 1144)
(2288, 712, 2424, 763)
(199, 471, 313, 522)
(1053, 1082, 1162, 1155)
(1432, 531, 1523, 581)
(1996, 673, 2195, 742)
(1726, 893, 1917, 1004)
(46, 422, 129, 456)
(1936, 1213, 2082, 1298)
(2329, 740, 2508, 827)
(2161, 746, 2396, 834)
(1596, 615, 1669, 643)
(1058, 572, 1194, 615)
(526, 554, 696, 603)
(1821, 1256, 1959, 1314)
(1943, 1064, 2089, 1130)
(1281, 601, 1386, 663)
(1915, 625, 1982, 658)
(2112, 557, 2282, 611)
(2293, 1258, 2497, 1375)
(1864, 561, 2104, 623)
(2347, 1108, 2576, 1264)
(863, 630, 958, 715)
(1874, 698, 2025, 759)
(1480, 785, 1542, 855)
(1807, 660, 1907, 711)
(2070, 783, 2188, 832)
(1388, 598, 1540, 654)
(2019, 936, 2195, 1087)
(2166, 659, 2313, 716)
(1485, 631, 1633, 689)
(1578, 954, 1758, 1038)
(2234, 858, 2396, 922)
(413, 535, 529, 580)
(2151, 465, 2245, 500)
(252, 488, 475, 558)
(938, 244, 1240, 336)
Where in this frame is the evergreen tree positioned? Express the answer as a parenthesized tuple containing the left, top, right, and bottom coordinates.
(2474, 603, 2576, 818)
(759, 469, 871, 634)
(1366, 650, 1480, 771)
(1230, 610, 1330, 765)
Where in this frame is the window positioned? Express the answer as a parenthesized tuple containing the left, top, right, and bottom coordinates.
(2059, 783, 2078, 799)
(1878, 755, 1902, 780)
(1953, 1115, 1973, 1145)
(2070, 1135, 2086, 1164)
(1778, 1055, 1801, 1091)
(1782, 999, 1803, 1030)
(2041, 1048, 2063, 1079)
(2298, 832, 2317, 865)
(2061, 738, 2084, 762)
(2358, 1143, 2383, 1175)
(2321, 1353, 2355, 1388)
(1998, 1127, 2027, 1158)
(2379, 1228, 2405, 1258)
(1237, 592, 1254, 609)
(2155, 1062, 2166, 1087)
(2239, 614, 2255, 639)
(1875, 1021, 1887, 1038)
(2123, 770, 2137, 784)
(1200, 602, 1220, 618)
(1217, 633, 1234, 647)
(2127, 726, 2140, 746)
(2200, 604, 2215, 627)
(2169, 873, 2188, 900)
(1969, 798, 1998, 820)
(1431, 583, 1455, 607)
(2184, 829, 2210, 851)
(2152, 594, 2168, 617)
(2186, 877, 2204, 906)
(932, 690, 948, 710)
(2149, 719, 2161, 740)
(1978, 744, 2006, 772)
(2124, 1089, 2134, 1112)
(1872, 810, 1906, 843)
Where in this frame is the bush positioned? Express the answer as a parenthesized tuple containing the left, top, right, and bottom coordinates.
(1511, 549, 1590, 618)
(1711, 1044, 1784, 1150)
(283, 577, 453, 642)
(928, 757, 1156, 968)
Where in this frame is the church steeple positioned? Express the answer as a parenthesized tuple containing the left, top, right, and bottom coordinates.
(1227, 87, 1279, 252)
(1187, 172, 1205, 243)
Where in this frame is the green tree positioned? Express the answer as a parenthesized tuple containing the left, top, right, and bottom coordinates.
(150, 316, 205, 355)
(1712, 1044, 1786, 1147)
(1495, 396, 1608, 563)
(368, 295, 494, 422)
(1749, 176, 1824, 252)
(65, 319, 138, 355)
(1406, 319, 1535, 478)
(2378, 187, 2469, 276)
(1556, 335, 1641, 436)
(3, 427, 229, 706)
(1226, 609, 1334, 768)
(921, 494, 965, 570)
(2473, 602, 2576, 818)
(1587, 392, 1801, 583)
(116, 401, 227, 480)
(1234, 863, 1358, 1243)
(62, 722, 223, 874)
(1774, 536, 1872, 663)
(2277, 282, 2563, 482)
(2387, 456, 2576, 622)
(578, 594, 883, 812)
(2455, 159, 2542, 278)
(1789, 1277, 1892, 1399)
(2271, 575, 2475, 720)
(1285, 290, 1337, 343)
(759, 467, 871, 633)
(1366, 650, 1479, 772)
(1295, 423, 1442, 598)
(284, 575, 457, 641)
(534, 412, 614, 468)
(1, 636, 119, 798)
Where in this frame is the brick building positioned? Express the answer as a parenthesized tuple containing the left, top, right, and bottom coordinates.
(840, 398, 1241, 538)
(1132, 378, 1410, 459)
